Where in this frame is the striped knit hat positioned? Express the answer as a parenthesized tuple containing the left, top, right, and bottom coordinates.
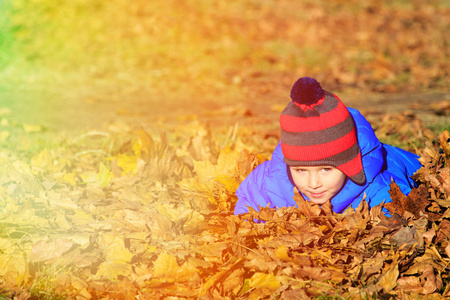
(280, 77, 366, 185)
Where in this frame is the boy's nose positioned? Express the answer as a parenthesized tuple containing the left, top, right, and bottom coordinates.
(308, 173, 321, 188)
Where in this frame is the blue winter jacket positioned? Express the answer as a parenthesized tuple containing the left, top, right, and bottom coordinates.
(234, 108, 422, 215)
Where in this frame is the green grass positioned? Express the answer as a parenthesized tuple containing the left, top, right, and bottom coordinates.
(386, 123, 449, 151)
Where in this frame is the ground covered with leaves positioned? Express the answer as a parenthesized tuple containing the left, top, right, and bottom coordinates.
(1, 0, 450, 299)
(0, 105, 449, 299)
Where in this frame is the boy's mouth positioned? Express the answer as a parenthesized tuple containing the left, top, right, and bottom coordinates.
(308, 191, 326, 198)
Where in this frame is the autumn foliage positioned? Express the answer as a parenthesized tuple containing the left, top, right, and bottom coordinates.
(0, 103, 448, 300)
(1, 1, 450, 298)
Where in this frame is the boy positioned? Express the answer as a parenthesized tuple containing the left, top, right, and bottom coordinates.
(234, 77, 422, 215)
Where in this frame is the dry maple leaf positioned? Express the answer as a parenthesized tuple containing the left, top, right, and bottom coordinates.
(375, 213, 407, 234)
(420, 265, 443, 295)
(385, 181, 406, 216)
(386, 182, 430, 219)
(435, 219, 450, 246)
(438, 130, 449, 153)
(389, 226, 418, 247)
(30, 238, 74, 263)
(293, 189, 322, 218)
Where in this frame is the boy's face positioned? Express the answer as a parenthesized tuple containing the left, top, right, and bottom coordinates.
(290, 166, 346, 205)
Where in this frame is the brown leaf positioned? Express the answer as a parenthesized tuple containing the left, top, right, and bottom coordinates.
(437, 167, 450, 195)
(406, 217, 428, 249)
(220, 267, 245, 295)
(420, 265, 443, 294)
(385, 181, 406, 216)
(389, 226, 417, 247)
(244, 253, 277, 273)
(404, 186, 431, 218)
(30, 238, 74, 263)
(294, 189, 322, 218)
(397, 276, 423, 293)
(344, 201, 370, 230)
(423, 227, 436, 245)
(360, 257, 384, 280)
(146, 210, 172, 240)
(376, 213, 408, 233)
(439, 130, 450, 155)
(281, 289, 311, 300)
(386, 182, 430, 219)
(236, 150, 258, 179)
(424, 172, 446, 195)
(436, 219, 450, 245)
(299, 266, 331, 281)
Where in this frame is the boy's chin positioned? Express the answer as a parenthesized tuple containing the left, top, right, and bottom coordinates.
(309, 198, 330, 205)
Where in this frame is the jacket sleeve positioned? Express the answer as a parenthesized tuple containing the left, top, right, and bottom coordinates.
(234, 143, 296, 215)
(362, 143, 422, 213)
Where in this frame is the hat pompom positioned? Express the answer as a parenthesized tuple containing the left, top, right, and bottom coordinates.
(290, 77, 325, 105)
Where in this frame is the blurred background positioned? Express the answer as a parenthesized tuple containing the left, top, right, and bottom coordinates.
(0, 0, 449, 132)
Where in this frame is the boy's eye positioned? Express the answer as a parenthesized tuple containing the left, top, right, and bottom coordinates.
(293, 168, 306, 173)
(322, 168, 332, 172)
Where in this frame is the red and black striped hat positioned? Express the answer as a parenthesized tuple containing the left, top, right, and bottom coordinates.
(280, 77, 366, 185)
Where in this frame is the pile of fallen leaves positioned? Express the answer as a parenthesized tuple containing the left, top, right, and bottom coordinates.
(0, 112, 449, 299)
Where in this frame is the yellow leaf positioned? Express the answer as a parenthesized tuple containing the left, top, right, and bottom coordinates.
(155, 202, 193, 222)
(113, 209, 148, 232)
(1, 206, 49, 228)
(193, 160, 216, 181)
(95, 233, 134, 279)
(0, 252, 29, 285)
(48, 196, 78, 211)
(248, 272, 281, 300)
(0, 238, 15, 251)
(97, 162, 114, 187)
(115, 153, 138, 175)
(319, 225, 329, 232)
(63, 171, 78, 186)
(377, 263, 399, 291)
(176, 260, 199, 282)
(134, 128, 154, 162)
(179, 178, 217, 204)
(146, 210, 173, 239)
(153, 252, 179, 281)
(132, 139, 142, 158)
(249, 272, 281, 289)
(96, 260, 132, 279)
(275, 244, 291, 261)
(31, 148, 52, 170)
(193, 147, 240, 181)
(216, 147, 239, 174)
(216, 175, 239, 194)
(98, 233, 133, 263)
(71, 211, 93, 226)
